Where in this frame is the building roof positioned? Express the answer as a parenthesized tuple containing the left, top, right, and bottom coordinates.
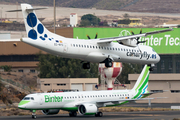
(0, 41, 47, 55)
(0, 61, 39, 68)
(129, 73, 180, 81)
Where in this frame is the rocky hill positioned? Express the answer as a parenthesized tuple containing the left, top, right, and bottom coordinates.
(1, 0, 180, 13)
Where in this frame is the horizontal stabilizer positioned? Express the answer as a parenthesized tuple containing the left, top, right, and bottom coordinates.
(141, 90, 169, 96)
(7, 7, 48, 12)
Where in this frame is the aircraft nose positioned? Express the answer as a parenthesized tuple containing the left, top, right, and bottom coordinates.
(157, 54, 160, 63)
(18, 100, 30, 109)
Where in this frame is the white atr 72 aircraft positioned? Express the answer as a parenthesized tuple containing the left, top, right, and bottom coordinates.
(8, 4, 173, 69)
(18, 65, 161, 119)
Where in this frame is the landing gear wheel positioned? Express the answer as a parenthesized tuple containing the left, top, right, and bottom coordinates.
(69, 111, 77, 117)
(32, 115, 36, 119)
(105, 58, 112, 67)
(95, 112, 103, 117)
(82, 62, 90, 69)
(31, 110, 36, 119)
(149, 67, 154, 71)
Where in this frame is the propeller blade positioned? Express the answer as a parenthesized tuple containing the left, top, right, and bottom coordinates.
(137, 29, 142, 41)
(140, 29, 142, 34)
(130, 31, 134, 35)
(86, 35, 91, 39)
(95, 33, 98, 39)
(138, 40, 147, 43)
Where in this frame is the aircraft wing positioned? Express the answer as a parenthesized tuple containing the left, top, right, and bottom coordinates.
(75, 97, 166, 106)
(95, 97, 167, 104)
(97, 28, 173, 44)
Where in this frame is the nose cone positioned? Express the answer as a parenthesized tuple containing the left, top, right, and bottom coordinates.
(156, 54, 160, 63)
(18, 100, 30, 109)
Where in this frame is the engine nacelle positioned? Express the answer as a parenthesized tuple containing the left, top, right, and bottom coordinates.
(119, 39, 137, 47)
(41, 109, 60, 115)
(78, 103, 98, 115)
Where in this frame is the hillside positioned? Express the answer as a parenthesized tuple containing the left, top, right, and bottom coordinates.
(0, 0, 134, 9)
(0, 0, 180, 13)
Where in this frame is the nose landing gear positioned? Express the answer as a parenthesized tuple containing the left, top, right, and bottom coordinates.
(31, 110, 36, 119)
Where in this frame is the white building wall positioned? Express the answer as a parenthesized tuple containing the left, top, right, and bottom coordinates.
(70, 13, 77, 27)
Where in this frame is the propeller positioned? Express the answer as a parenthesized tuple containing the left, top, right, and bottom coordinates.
(86, 33, 98, 39)
(131, 29, 146, 45)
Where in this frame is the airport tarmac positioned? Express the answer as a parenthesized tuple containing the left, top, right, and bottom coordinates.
(0, 111, 180, 120)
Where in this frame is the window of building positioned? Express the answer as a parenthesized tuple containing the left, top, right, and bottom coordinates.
(44, 84, 50, 86)
(57, 84, 66, 86)
(18, 69, 23, 72)
(30, 69, 35, 73)
(171, 90, 180, 93)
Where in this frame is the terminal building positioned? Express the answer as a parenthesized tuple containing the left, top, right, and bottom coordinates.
(0, 27, 180, 103)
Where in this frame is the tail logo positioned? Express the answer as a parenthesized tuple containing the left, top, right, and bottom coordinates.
(27, 13, 53, 41)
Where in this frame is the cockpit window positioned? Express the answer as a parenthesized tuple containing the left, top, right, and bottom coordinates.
(23, 97, 34, 100)
(23, 97, 30, 100)
(152, 48, 155, 52)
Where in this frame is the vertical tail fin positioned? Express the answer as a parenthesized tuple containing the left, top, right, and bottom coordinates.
(21, 3, 64, 40)
(132, 65, 150, 99)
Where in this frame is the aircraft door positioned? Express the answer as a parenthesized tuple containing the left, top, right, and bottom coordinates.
(39, 94, 43, 105)
(63, 43, 68, 53)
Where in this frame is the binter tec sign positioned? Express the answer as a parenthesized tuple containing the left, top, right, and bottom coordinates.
(73, 28, 178, 54)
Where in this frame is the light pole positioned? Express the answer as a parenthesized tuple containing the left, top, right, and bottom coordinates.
(54, 0, 56, 33)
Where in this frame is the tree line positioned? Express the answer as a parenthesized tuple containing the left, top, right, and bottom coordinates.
(37, 53, 142, 84)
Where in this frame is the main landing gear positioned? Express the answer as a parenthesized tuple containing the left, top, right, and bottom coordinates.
(69, 111, 77, 117)
(95, 112, 103, 117)
(148, 64, 155, 71)
(31, 110, 36, 119)
(82, 62, 90, 69)
(105, 58, 112, 68)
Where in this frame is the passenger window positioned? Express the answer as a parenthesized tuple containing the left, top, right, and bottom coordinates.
(79, 45, 81, 47)
(107, 47, 109, 50)
(73, 44, 75, 47)
(93, 46, 95, 48)
(99, 46, 101, 49)
(96, 46, 98, 49)
(104, 47, 106, 50)
(31, 97, 34, 100)
(76, 44, 78, 47)
(115, 48, 117, 50)
(84, 45, 86, 48)
(112, 48, 114, 50)
(110, 48, 112, 50)
(87, 45, 89, 48)
(118, 48, 120, 51)
(82, 45, 83, 47)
